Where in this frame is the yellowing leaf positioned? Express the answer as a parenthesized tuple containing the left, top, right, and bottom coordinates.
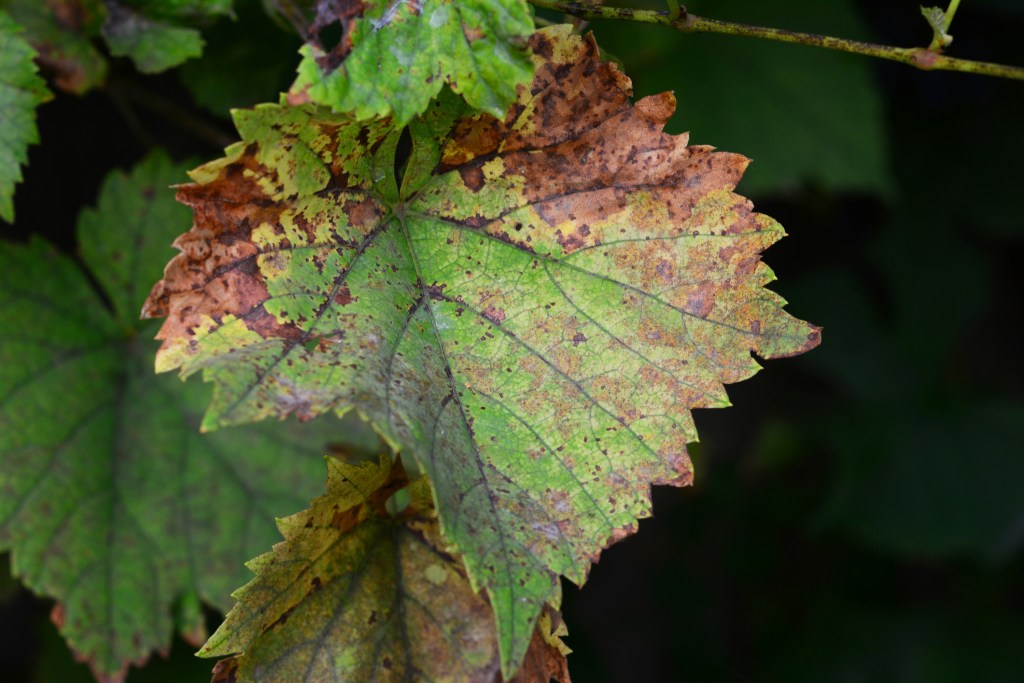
(201, 455, 570, 683)
(144, 26, 819, 676)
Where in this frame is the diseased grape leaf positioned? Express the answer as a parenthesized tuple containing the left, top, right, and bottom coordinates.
(102, 0, 233, 73)
(200, 455, 571, 683)
(0, 0, 108, 94)
(0, 10, 51, 223)
(144, 26, 820, 676)
(289, 0, 534, 125)
(0, 153, 377, 683)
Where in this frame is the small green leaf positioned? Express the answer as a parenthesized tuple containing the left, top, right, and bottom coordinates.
(290, 0, 534, 125)
(920, 5, 954, 48)
(145, 27, 819, 676)
(0, 10, 51, 223)
(0, 153, 373, 681)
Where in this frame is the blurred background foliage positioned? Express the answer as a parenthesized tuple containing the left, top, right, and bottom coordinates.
(1, 0, 1022, 680)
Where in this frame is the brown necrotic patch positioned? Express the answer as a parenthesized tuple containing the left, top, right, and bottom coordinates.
(333, 284, 357, 306)
(458, 164, 485, 193)
(481, 305, 506, 324)
(342, 196, 386, 229)
(439, 116, 505, 170)
(554, 224, 591, 254)
(143, 153, 301, 344)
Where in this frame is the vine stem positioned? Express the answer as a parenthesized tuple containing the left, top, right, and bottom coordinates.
(528, 0, 1024, 81)
(944, 0, 962, 33)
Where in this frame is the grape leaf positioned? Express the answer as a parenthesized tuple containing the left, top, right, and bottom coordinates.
(102, 0, 233, 73)
(0, 10, 51, 223)
(0, 0, 108, 94)
(289, 0, 534, 125)
(144, 26, 820, 675)
(0, 153, 376, 682)
(200, 455, 571, 683)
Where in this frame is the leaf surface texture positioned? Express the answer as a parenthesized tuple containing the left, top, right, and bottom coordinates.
(145, 26, 820, 675)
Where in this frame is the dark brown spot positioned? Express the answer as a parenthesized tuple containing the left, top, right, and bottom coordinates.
(459, 165, 485, 192)
(334, 284, 355, 306)
(426, 282, 447, 300)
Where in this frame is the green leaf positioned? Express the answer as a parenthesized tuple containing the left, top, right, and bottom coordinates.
(102, 0, 233, 73)
(144, 27, 819, 676)
(591, 0, 891, 196)
(0, 11, 51, 223)
(290, 0, 534, 125)
(0, 0, 108, 94)
(200, 455, 571, 682)
(0, 153, 375, 682)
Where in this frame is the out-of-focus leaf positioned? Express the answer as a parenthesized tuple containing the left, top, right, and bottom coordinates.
(0, 0, 108, 94)
(200, 455, 571, 683)
(920, 6, 953, 48)
(102, 0, 233, 73)
(0, 11, 51, 223)
(0, 153, 373, 682)
(592, 0, 891, 195)
(143, 26, 819, 675)
(289, 0, 534, 125)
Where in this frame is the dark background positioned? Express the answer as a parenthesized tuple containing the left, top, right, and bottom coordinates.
(2, 0, 1023, 680)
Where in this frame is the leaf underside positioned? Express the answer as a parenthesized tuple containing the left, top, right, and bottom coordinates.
(201, 456, 570, 683)
(145, 26, 820, 675)
(291, 0, 534, 125)
(0, 154, 370, 683)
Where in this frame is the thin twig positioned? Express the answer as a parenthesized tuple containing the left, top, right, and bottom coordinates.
(528, 0, 1024, 81)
